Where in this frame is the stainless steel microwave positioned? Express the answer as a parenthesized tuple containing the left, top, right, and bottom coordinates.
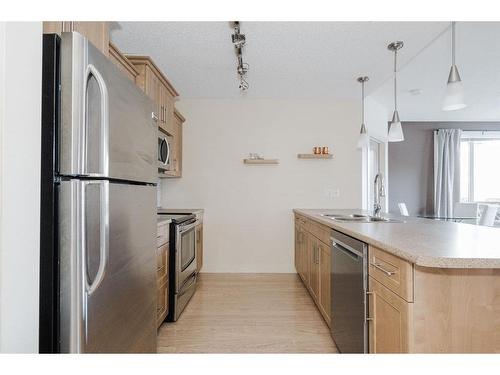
(158, 133, 172, 171)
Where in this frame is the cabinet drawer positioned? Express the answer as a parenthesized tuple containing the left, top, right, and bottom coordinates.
(309, 221, 331, 246)
(295, 214, 310, 232)
(369, 246, 414, 302)
(157, 222, 169, 247)
(156, 279, 168, 327)
(157, 243, 168, 271)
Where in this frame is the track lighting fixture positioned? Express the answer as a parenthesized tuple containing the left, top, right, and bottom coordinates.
(231, 21, 249, 91)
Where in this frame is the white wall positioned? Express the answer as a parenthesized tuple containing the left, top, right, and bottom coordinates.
(0, 22, 42, 353)
(160, 98, 363, 273)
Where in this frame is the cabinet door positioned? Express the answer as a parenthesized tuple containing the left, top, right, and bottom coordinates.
(145, 68, 161, 124)
(171, 115, 183, 176)
(309, 237, 320, 302)
(302, 230, 311, 287)
(319, 242, 331, 324)
(158, 84, 168, 133)
(295, 225, 300, 274)
(368, 276, 410, 353)
(196, 224, 203, 272)
(163, 91, 175, 135)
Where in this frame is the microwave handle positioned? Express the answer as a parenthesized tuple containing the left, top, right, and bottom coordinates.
(165, 138, 171, 167)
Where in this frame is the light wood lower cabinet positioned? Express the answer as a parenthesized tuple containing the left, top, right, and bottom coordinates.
(368, 276, 410, 353)
(196, 223, 203, 272)
(319, 241, 331, 323)
(309, 236, 320, 302)
(156, 242, 169, 328)
(294, 215, 331, 327)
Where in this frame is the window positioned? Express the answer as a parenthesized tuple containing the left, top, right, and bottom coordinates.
(460, 131, 500, 203)
(362, 138, 383, 210)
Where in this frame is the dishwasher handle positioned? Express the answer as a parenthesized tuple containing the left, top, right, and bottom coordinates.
(331, 238, 365, 259)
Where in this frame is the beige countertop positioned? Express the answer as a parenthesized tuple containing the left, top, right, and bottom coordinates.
(294, 209, 500, 269)
(157, 216, 171, 226)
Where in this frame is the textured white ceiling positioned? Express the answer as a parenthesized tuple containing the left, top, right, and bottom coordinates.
(370, 22, 500, 122)
(110, 22, 448, 99)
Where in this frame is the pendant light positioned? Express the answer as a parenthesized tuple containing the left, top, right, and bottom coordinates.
(357, 76, 370, 149)
(442, 22, 466, 111)
(387, 41, 405, 142)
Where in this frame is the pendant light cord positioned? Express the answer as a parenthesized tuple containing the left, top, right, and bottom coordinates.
(451, 21, 456, 66)
(393, 48, 398, 111)
(361, 80, 365, 124)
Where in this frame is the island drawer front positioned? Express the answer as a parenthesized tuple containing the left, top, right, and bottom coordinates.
(369, 246, 414, 302)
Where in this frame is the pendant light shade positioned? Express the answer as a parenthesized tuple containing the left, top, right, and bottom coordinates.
(357, 123, 370, 149)
(387, 41, 404, 143)
(442, 22, 466, 111)
(388, 110, 404, 141)
(357, 76, 370, 149)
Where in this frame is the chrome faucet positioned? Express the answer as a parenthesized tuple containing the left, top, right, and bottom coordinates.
(373, 173, 386, 218)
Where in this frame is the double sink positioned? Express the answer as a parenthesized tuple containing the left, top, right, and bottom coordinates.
(321, 213, 401, 223)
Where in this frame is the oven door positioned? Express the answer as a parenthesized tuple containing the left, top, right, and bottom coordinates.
(175, 221, 197, 292)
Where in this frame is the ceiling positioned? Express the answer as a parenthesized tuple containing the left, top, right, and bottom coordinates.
(111, 22, 448, 100)
(370, 22, 500, 122)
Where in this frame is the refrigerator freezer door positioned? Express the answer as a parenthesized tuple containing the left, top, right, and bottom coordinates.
(58, 32, 156, 184)
(59, 180, 157, 353)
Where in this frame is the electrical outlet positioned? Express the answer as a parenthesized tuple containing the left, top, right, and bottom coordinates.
(324, 188, 340, 199)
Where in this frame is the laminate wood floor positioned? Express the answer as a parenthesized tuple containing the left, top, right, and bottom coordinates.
(157, 273, 338, 353)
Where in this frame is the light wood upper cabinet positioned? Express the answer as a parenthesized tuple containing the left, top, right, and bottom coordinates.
(368, 276, 410, 353)
(108, 42, 139, 83)
(43, 22, 110, 57)
(125, 56, 179, 135)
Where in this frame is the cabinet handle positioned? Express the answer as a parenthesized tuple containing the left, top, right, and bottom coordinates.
(370, 262, 396, 276)
(366, 291, 374, 321)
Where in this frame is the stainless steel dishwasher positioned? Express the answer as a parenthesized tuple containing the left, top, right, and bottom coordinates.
(330, 229, 368, 353)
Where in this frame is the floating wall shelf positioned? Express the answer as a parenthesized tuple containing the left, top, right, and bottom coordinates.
(297, 154, 333, 159)
(243, 159, 280, 165)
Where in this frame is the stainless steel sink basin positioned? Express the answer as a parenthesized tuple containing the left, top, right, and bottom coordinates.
(321, 214, 401, 223)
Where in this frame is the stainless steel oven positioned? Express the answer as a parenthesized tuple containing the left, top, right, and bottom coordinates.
(159, 213, 198, 322)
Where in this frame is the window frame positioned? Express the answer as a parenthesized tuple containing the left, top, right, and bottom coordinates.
(460, 131, 500, 204)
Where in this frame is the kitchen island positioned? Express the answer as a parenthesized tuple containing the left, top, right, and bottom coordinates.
(293, 209, 500, 353)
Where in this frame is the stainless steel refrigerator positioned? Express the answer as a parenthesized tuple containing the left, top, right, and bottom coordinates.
(40, 32, 157, 353)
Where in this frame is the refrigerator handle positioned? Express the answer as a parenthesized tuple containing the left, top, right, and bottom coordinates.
(84, 64, 109, 177)
(85, 180, 110, 296)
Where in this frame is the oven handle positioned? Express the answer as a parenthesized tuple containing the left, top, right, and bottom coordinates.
(178, 271, 197, 296)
